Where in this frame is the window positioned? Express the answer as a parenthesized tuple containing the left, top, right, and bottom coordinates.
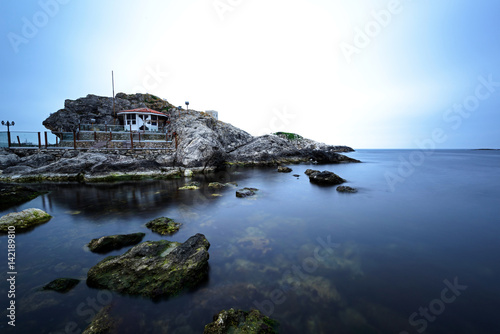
(126, 114, 136, 125)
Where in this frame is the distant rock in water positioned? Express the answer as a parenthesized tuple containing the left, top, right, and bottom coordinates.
(236, 188, 259, 198)
(86, 234, 210, 298)
(337, 186, 358, 193)
(203, 309, 278, 334)
(0, 208, 51, 233)
(42, 278, 80, 293)
(308, 170, 346, 186)
(87, 233, 146, 253)
(145, 217, 181, 235)
(277, 166, 293, 173)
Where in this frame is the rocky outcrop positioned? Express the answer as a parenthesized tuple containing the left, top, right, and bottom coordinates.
(308, 170, 346, 186)
(203, 309, 278, 334)
(86, 234, 210, 298)
(87, 233, 146, 253)
(82, 306, 118, 334)
(277, 166, 292, 173)
(1, 93, 360, 182)
(145, 217, 181, 235)
(0, 208, 51, 233)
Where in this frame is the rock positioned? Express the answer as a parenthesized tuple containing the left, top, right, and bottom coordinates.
(86, 234, 210, 298)
(203, 309, 278, 334)
(337, 186, 358, 193)
(293, 174, 300, 177)
(87, 233, 146, 253)
(304, 169, 320, 176)
(277, 166, 292, 173)
(82, 305, 119, 334)
(0, 183, 46, 209)
(179, 182, 200, 190)
(42, 278, 80, 293)
(0, 149, 20, 169)
(308, 170, 345, 186)
(208, 182, 237, 189)
(184, 169, 193, 177)
(236, 188, 259, 198)
(0, 208, 52, 233)
(145, 217, 181, 235)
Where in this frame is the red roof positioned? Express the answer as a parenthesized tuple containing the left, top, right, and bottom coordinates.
(117, 108, 167, 117)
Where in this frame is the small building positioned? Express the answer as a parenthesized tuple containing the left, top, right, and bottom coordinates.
(117, 108, 169, 132)
(205, 110, 219, 120)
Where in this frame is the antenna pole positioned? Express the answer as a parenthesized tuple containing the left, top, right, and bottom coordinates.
(112, 71, 116, 125)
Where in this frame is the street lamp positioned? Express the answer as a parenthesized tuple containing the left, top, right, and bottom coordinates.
(1, 121, 15, 148)
(185, 101, 189, 111)
(177, 106, 182, 116)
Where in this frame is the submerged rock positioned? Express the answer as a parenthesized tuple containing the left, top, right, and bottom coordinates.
(179, 181, 200, 190)
(277, 166, 292, 173)
(0, 183, 46, 210)
(336, 186, 358, 193)
(0, 208, 51, 233)
(82, 305, 119, 334)
(86, 234, 210, 298)
(145, 217, 181, 235)
(208, 182, 238, 189)
(42, 278, 80, 293)
(308, 170, 345, 186)
(236, 188, 259, 198)
(203, 309, 278, 334)
(87, 233, 146, 253)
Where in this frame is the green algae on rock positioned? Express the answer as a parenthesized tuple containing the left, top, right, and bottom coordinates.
(86, 234, 210, 298)
(42, 278, 80, 293)
(87, 233, 146, 253)
(82, 305, 119, 334)
(145, 217, 181, 236)
(0, 208, 52, 233)
(0, 183, 46, 210)
(203, 309, 278, 334)
(236, 188, 259, 198)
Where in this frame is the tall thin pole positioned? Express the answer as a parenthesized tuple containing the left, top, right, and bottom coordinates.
(112, 71, 116, 125)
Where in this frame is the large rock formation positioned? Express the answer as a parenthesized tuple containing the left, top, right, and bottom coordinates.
(86, 234, 210, 298)
(0, 208, 52, 233)
(43, 93, 175, 132)
(0, 93, 360, 182)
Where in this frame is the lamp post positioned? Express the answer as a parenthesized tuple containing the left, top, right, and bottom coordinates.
(1, 121, 14, 148)
(185, 101, 189, 111)
(177, 106, 182, 116)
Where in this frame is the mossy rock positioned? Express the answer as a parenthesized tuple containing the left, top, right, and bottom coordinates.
(236, 188, 259, 198)
(204, 309, 278, 334)
(0, 208, 52, 233)
(87, 233, 146, 253)
(0, 183, 46, 210)
(86, 234, 210, 298)
(179, 181, 200, 190)
(42, 278, 80, 293)
(82, 305, 119, 334)
(146, 217, 181, 236)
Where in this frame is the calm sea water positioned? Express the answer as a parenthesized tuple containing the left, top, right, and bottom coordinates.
(1, 149, 499, 333)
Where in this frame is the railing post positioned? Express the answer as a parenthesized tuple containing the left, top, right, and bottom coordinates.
(130, 132, 134, 150)
(44, 131, 48, 149)
(7, 130, 11, 148)
(17, 136, 21, 147)
(109, 131, 112, 141)
(38, 132, 41, 149)
(94, 131, 97, 141)
(73, 131, 77, 150)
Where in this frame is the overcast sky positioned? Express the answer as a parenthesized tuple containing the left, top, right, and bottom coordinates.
(1, 0, 499, 148)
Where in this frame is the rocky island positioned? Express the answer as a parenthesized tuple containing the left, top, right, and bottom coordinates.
(0, 93, 359, 182)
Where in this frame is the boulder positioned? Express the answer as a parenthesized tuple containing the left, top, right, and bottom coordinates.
(145, 217, 181, 235)
(87, 233, 146, 253)
(236, 188, 259, 198)
(336, 186, 358, 193)
(42, 278, 80, 293)
(304, 169, 320, 176)
(0, 149, 20, 169)
(208, 182, 238, 189)
(179, 181, 200, 190)
(277, 166, 292, 173)
(0, 208, 51, 233)
(86, 234, 210, 298)
(203, 309, 278, 334)
(308, 170, 345, 186)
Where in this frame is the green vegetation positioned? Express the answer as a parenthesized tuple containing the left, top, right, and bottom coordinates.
(273, 132, 303, 140)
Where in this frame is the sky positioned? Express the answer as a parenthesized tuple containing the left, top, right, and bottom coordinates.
(1, 0, 499, 149)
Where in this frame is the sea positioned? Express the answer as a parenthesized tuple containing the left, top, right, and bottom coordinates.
(0, 149, 499, 333)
